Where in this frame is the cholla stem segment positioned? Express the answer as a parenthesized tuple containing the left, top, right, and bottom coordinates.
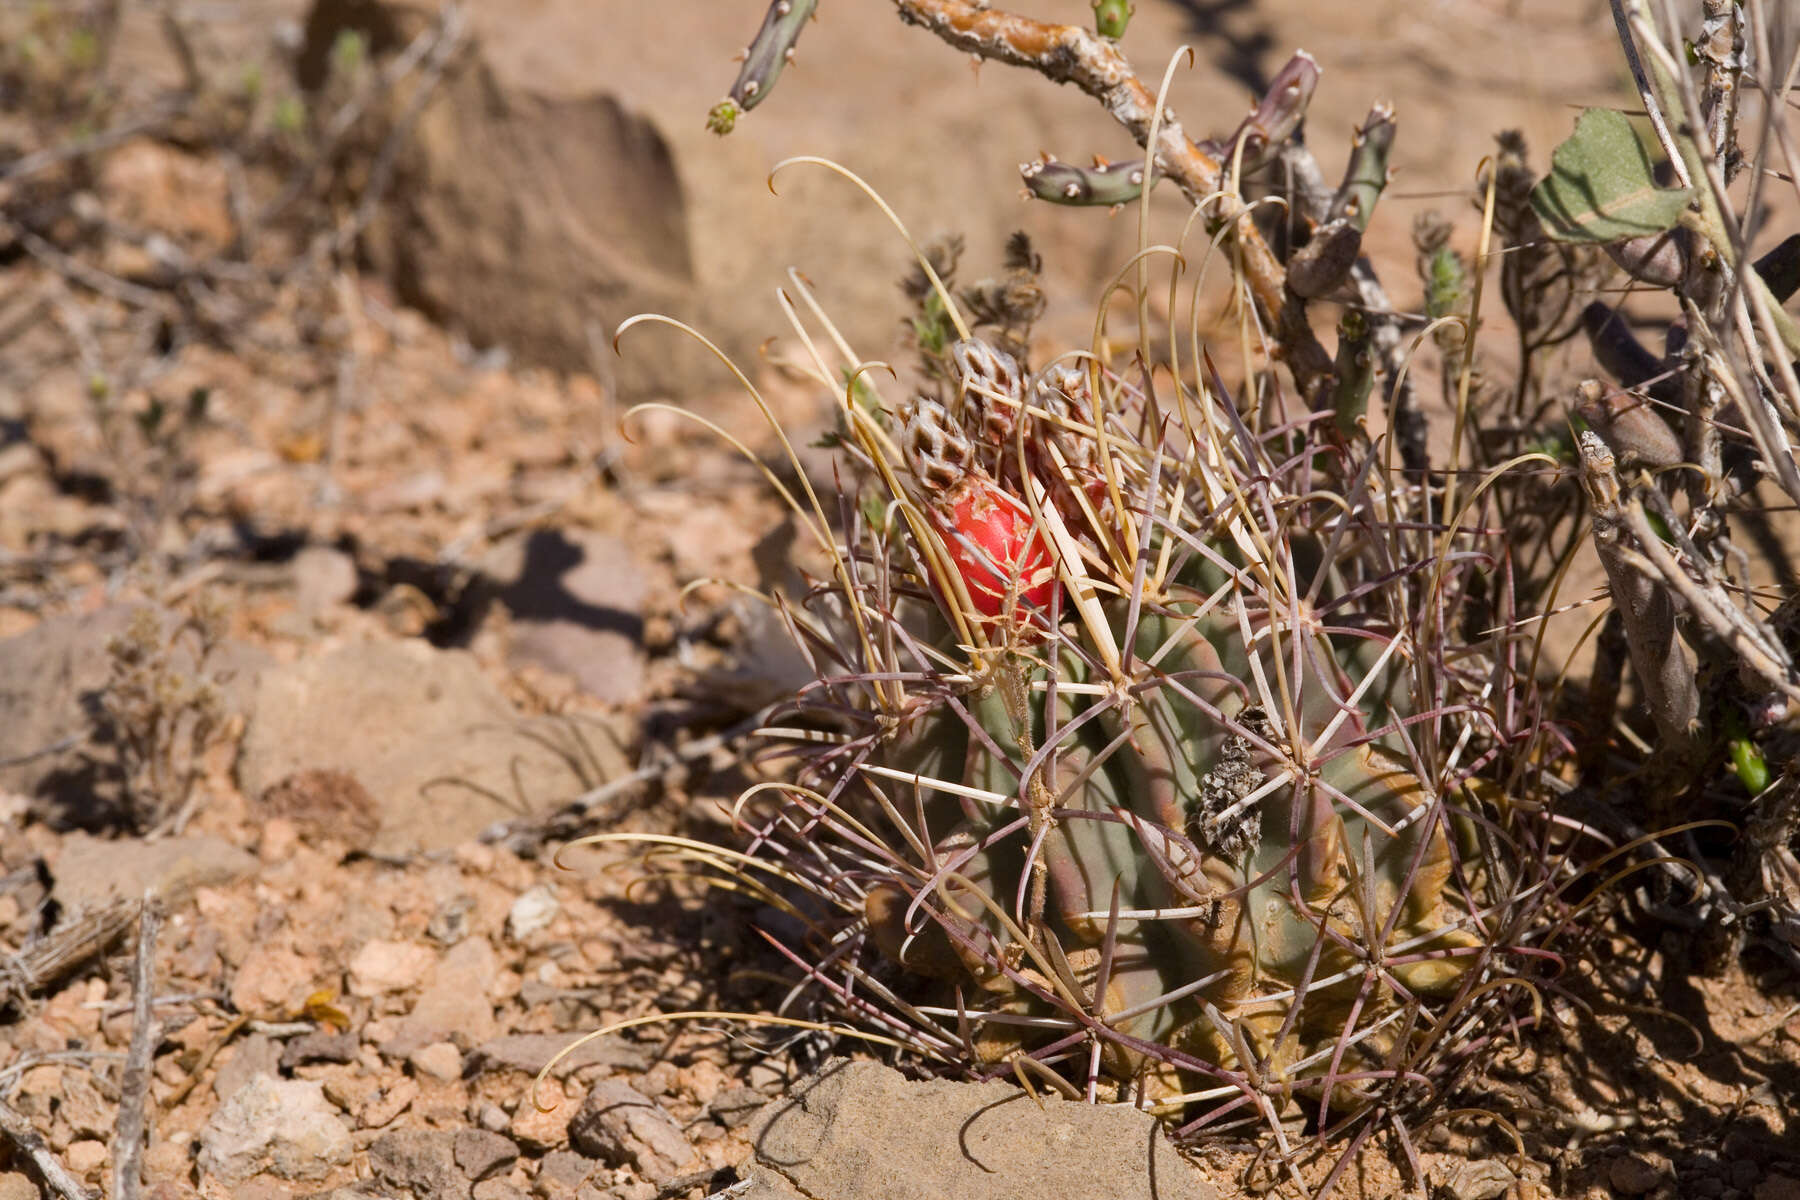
(890, 0, 1333, 393)
(708, 0, 819, 135)
(1331, 102, 1396, 231)
(1286, 103, 1394, 299)
(1020, 156, 1146, 208)
(1210, 51, 1320, 178)
(1091, 0, 1132, 38)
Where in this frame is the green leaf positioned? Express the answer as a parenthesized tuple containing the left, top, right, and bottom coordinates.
(1529, 109, 1694, 243)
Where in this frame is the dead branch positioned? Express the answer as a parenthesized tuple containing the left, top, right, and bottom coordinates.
(1577, 430, 1700, 752)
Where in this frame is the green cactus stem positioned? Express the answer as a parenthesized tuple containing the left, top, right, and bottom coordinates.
(707, 0, 818, 135)
(1092, 0, 1132, 38)
(1020, 155, 1146, 208)
(1332, 308, 1374, 436)
(1331, 102, 1396, 232)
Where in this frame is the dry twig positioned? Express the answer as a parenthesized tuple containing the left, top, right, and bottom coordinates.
(0, 1095, 97, 1200)
(111, 898, 162, 1200)
(1, 898, 138, 1011)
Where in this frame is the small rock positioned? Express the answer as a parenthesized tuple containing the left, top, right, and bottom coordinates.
(144, 1138, 193, 1181)
(454, 1129, 519, 1182)
(58, 1070, 112, 1140)
(368, 469, 446, 511)
(0, 1173, 35, 1200)
(258, 816, 300, 863)
(411, 1040, 464, 1082)
(142, 1182, 202, 1200)
(569, 1079, 696, 1183)
(534, 1149, 599, 1196)
(473, 1181, 531, 1200)
(359, 1077, 421, 1129)
(1440, 1161, 1516, 1200)
(477, 1102, 513, 1134)
(65, 1140, 107, 1176)
(509, 1078, 572, 1151)
(1735, 1163, 1764, 1191)
(230, 944, 317, 1015)
(507, 886, 560, 941)
(280, 1030, 359, 1070)
(370, 1129, 466, 1199)
(1756, 1177, 1800, 1200)
(1611, 1155, 1665, 1197)
(199, 1074, 353, 1184)
(349, 939, 438, 996)
(0, 442, 41, 485)
(320, 1073, 373, 1114)
(429, 894, 476, 945)
(213, 1034, 282, 1104)
(0, 607, 137, 804)
(99, 138, 234, 253)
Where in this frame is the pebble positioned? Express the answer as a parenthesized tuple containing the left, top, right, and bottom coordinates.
(568, 1078, 696, 1183)
(348, 938, 437, 996)
(65, 1140, 107, 1176)
(280, 1030, 359, 1070)
(359, 1076, 421, 1129)
(455, 1128, 520, 1182)
(534, 1149, 599, 1194)
(1611, 1154, 1665, 1197)
(227, 944, 316, 1015)
(507, 885, 560, 941)
(410, 1040, 464, 1082)
(509, 1078, 571, 1150)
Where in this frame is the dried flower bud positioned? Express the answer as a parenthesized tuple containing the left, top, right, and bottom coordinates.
(952, 338, 1024, 446)
(901, 394, 974, 492)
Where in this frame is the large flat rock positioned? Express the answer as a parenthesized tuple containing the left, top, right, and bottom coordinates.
(742, 1059, 1219, 1200)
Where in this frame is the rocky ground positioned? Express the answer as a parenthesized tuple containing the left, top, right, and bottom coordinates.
(1, 0, 1799, 1198)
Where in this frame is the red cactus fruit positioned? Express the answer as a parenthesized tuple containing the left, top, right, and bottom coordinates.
(935, 477, 1058, 620)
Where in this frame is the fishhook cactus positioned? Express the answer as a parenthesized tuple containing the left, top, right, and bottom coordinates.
(601, 173, 1569, 1162)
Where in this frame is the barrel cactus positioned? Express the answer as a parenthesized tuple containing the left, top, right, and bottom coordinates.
(602, 204, 1569, 1164)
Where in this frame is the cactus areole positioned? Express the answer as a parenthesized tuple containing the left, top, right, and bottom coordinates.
(934, 477, 1057, 620)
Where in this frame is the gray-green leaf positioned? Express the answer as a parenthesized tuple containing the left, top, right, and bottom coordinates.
(1529, 108, 1694, 243)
